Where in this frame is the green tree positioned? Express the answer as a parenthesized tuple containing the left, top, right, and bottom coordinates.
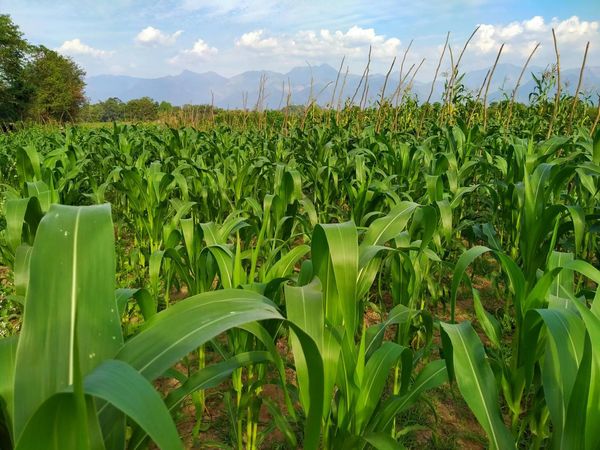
(78, 102, 103, 122)
(0, 14, 32, 121)
(158, 100, 174, 114)
(98, 97, 125, 122)
(125, 97, 159, 121)
(24, 46, 86, 122)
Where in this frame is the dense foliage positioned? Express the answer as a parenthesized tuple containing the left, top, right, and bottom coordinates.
(0, 94, 599, 450)
(0, 15, 86, 123)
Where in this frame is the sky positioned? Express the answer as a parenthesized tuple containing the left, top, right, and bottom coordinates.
(1, 0, 599, 80)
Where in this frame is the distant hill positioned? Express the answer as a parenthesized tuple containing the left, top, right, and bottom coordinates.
(85, 63, 600, 109)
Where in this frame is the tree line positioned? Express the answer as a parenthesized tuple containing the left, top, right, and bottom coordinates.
(80, 99, 221, 123)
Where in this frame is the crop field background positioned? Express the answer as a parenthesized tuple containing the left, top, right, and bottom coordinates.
(1, 83, 599, 450)
(1, 5, 600, 448)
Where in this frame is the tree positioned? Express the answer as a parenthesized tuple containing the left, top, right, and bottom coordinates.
(124, 97, 158, 121)
(158, 100, 174, 114)
(78, 102, 103, 122)
(98, 97, 125, 122)
(0, 14, 32, 121)
(24, 46, 86, 121)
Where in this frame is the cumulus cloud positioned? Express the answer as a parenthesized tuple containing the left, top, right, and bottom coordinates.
(472, 15, 599, 57)
(236, 30, 278, 49)
(235, 26, 401, 59)
(135, 26, 183, 46)
(56, 39, 113, 58)
(168, 39, 218, 65)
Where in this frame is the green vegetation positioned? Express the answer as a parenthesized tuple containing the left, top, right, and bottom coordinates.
(1, 29, 600, 450)
(0, 15, 86, 123)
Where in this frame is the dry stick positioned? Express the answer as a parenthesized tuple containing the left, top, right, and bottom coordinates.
(483, 43, 505, 131)
(400, 58, 425, 128)
(402, 58, 425, 100)
(210, 90, 216, 126)
(330, 56, 346, 108)
(392, 63, 415, 107)
(447, 25, 481, 126)
(277, 80, 285, 110)
(547, 28, 561, 138)
(418, 32, 450, 135)
(336, 66, 349, 123)
(242, 91, 248, 128)
(380, 57, 397, 104)
(376, 56, 397, 133)
(359, 68, 370, 110)
(306, 62, 315, 108)
(283, 78, 292, 135)
(467, 69, 490, 127)
(398, 39, 414, 94)
(568, 41, 590, 133)
(591, 95, 600, 135)
(359, 48, 373, 110)
(447, 26, 480, 105)
(392, 40, 414, 107)
(506, 42, 540, 129)
(350, 46, 372, 106)
(438, 45, 454, 126)
(392, 62, 415, 131)
(302, 81, 334, 129)
(302, 65, 317, 130)
(427, 33, 450, 106)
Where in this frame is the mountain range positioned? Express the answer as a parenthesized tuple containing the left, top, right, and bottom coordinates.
(85, 63, 600, 109)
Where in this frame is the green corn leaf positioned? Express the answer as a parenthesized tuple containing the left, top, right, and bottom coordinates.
(85, 360, 183, 450)
(355, 342, 408, 432)
(472, 289, 501, 349)
(115, 289, 282, 381)
(369, 359, 448, 432)
(360, 201, 418, 247)
(5, 197, 42, 253)
(570, 301, 600, 450)
(440, 322, 515, 450)
(14, 393, 104, 450)
(12, 204, 122, 441)
(451, 246, 492, 323)
(0, 336, 18, 441)
(312, 221, 358, 336)
(13, 245, 32, 301)
(362, 432, 405, 449)
(285, 279, 338, 420)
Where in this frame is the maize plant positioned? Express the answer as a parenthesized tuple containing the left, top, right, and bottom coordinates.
(0, 96, 598, 449)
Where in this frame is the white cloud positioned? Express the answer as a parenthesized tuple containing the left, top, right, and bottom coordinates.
(168, 39, 218, 65)
(235, 26, 401, 59)
(135, 26, 183, 46)
(56, 39, 113, 58)
(472, 15, 599, 56)
(524, 16, 546, 32)
(236, 30, 278, 49)
(553, 16, 599, 43)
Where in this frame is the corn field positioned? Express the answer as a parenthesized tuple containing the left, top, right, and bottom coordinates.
(0, 95, 599, 450)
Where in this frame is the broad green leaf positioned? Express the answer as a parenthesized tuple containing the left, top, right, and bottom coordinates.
(312, 221, 358, 336)
(451, 246, 491, 323)
(85, 360, 182, 450)
(13, 204, 122, 441)
(441, 322, 515, 450)
(0, 336, 18, 438)
(369, 360, 448, 432)
(116, 289, 282, 381)
(15, 393, 104, 450)
(355, 342, 408, 432)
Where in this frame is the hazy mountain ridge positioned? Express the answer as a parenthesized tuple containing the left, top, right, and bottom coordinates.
(86, 63, 600, 109)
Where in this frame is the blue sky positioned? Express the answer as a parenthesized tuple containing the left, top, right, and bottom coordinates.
(1, 0, 598, 79)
